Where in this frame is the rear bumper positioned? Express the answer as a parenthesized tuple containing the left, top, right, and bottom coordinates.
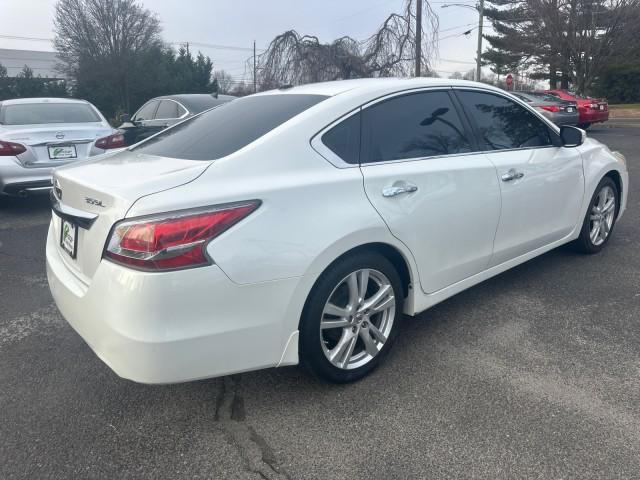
(579, 109, 609, 124)
(46, 223, 300, 383)
(0, 158, 53, 195)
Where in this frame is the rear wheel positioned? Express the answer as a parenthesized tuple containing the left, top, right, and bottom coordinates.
(299, 252, 403, 383)
(573, 177, 618, 254)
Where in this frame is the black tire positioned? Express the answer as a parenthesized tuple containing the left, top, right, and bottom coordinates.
(572, 176, 619, 254)
(299, 251, 404, 383)
(578, 123, 591, 130)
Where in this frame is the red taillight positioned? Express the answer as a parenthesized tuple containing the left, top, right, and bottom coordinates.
(104, 201, 260, 271)
(95, 132, 125, 150)
(0, 140, 27, 156)
(541, 105, 560, 113)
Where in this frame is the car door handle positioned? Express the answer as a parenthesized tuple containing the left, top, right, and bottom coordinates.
(382, 182, 418, 197)
(501, 169, 525, 182)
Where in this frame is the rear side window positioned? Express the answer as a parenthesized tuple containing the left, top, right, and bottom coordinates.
(155, 100, 179, 119)
(133, 94, 328, 160)
(321, 112, 360, 164)
(457, 91, 553, 150)
(1, 103, 100, 125)
(134, 100, 159, 121)
(361, 91, 472, 163)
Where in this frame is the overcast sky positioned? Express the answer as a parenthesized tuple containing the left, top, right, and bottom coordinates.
(3, 0, 488, 82)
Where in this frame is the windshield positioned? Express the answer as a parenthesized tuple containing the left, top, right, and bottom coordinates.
(133, 93, 328, 160)
(1, 103, 101, 125)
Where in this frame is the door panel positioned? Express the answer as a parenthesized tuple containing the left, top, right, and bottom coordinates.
(485, 147, 584, 265)
(362, 156, 502, 293)
(454, 89, 585, 265)
(357, 90, 501, 294)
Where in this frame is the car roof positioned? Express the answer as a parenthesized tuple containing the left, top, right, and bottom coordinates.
(154, 94, 236, 113)
(255, 77, 495, 98)
(0, 97, 92, 106)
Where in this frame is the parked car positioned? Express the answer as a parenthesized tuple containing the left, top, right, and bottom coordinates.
(47, 79, 628, 384)
(512, 91, 578, 126)
(542, 89, 609, 129)
(118, 94, 235, 146)
(0, 98, 120, 196)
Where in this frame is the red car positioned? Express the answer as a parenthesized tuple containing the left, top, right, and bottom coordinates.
(542, 89, 608, 129)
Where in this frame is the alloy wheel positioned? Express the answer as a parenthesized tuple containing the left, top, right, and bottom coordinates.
(589, 185, 616, 246)
(320, 268, 396, 370)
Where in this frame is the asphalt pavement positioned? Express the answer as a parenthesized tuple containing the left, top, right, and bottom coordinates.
(1, 127, 639, 479)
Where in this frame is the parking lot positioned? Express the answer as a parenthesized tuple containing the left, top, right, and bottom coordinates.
(1, 127, 638, 479)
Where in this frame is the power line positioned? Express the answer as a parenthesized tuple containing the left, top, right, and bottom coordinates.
(439, 57, 476, 64)
(170, 41, 264, 53)
(0, 34, 52, 42)
(0, 34, 263, 53)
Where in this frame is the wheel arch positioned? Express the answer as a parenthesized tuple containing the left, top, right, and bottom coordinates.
(604, 169, 622, 208)
(297, 240, 417, 328)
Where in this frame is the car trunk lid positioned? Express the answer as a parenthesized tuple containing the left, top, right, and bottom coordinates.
(51, 150, 211, 281)
(2, 123, 112, 166)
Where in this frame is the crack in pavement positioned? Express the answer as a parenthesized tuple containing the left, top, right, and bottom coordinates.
(215, 376, 292, 480)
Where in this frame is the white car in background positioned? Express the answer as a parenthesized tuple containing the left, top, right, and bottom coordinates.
(0, 98, 122, 196)
(46, 79, 628, 384)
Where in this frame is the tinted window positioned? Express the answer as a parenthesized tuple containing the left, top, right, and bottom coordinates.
(176, 104, 187, 117)
(134, 100, 159, 121)
(155, 100, 179, 119)
(361, 91, 471, 163)
(133, 94, 327, 160)
(1, 103, 100, 125)
(457, 91, 553, 150)
(321, 112, 360, 164)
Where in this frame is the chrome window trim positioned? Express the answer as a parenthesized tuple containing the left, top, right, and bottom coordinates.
(359, 149, 490, 168)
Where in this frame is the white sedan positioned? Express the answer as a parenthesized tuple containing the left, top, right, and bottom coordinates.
(46, 79, 628, 384)
(0, 98, 125, 196)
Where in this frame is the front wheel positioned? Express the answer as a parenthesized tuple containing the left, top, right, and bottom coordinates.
(299, 252, 403, 383)
(578, 123, 591, 129)
(573, 177, 619, 254)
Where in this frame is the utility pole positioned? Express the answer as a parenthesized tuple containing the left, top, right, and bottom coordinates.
(253, 40, 257, 93)
(475, 0, 484, 82)
(415, 0, 422, 77)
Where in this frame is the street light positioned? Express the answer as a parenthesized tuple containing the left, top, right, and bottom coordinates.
(441, 1, 484, 82)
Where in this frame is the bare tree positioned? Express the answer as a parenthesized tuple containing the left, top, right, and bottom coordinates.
(255, 0, 439, 89)
(213, 70, 235, 94)
(54, 0, 162, 111)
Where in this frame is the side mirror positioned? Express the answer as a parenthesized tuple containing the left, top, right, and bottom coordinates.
(560, 125, 585, 147)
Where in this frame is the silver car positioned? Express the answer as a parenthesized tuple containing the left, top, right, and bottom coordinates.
(0, 98, 116, 196)
(513, 91, 579, 126)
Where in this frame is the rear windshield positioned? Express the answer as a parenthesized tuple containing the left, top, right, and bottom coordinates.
(133, 94, 328, 160)
(1, 103, 101, 125)
(528, 92, 563, 102)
